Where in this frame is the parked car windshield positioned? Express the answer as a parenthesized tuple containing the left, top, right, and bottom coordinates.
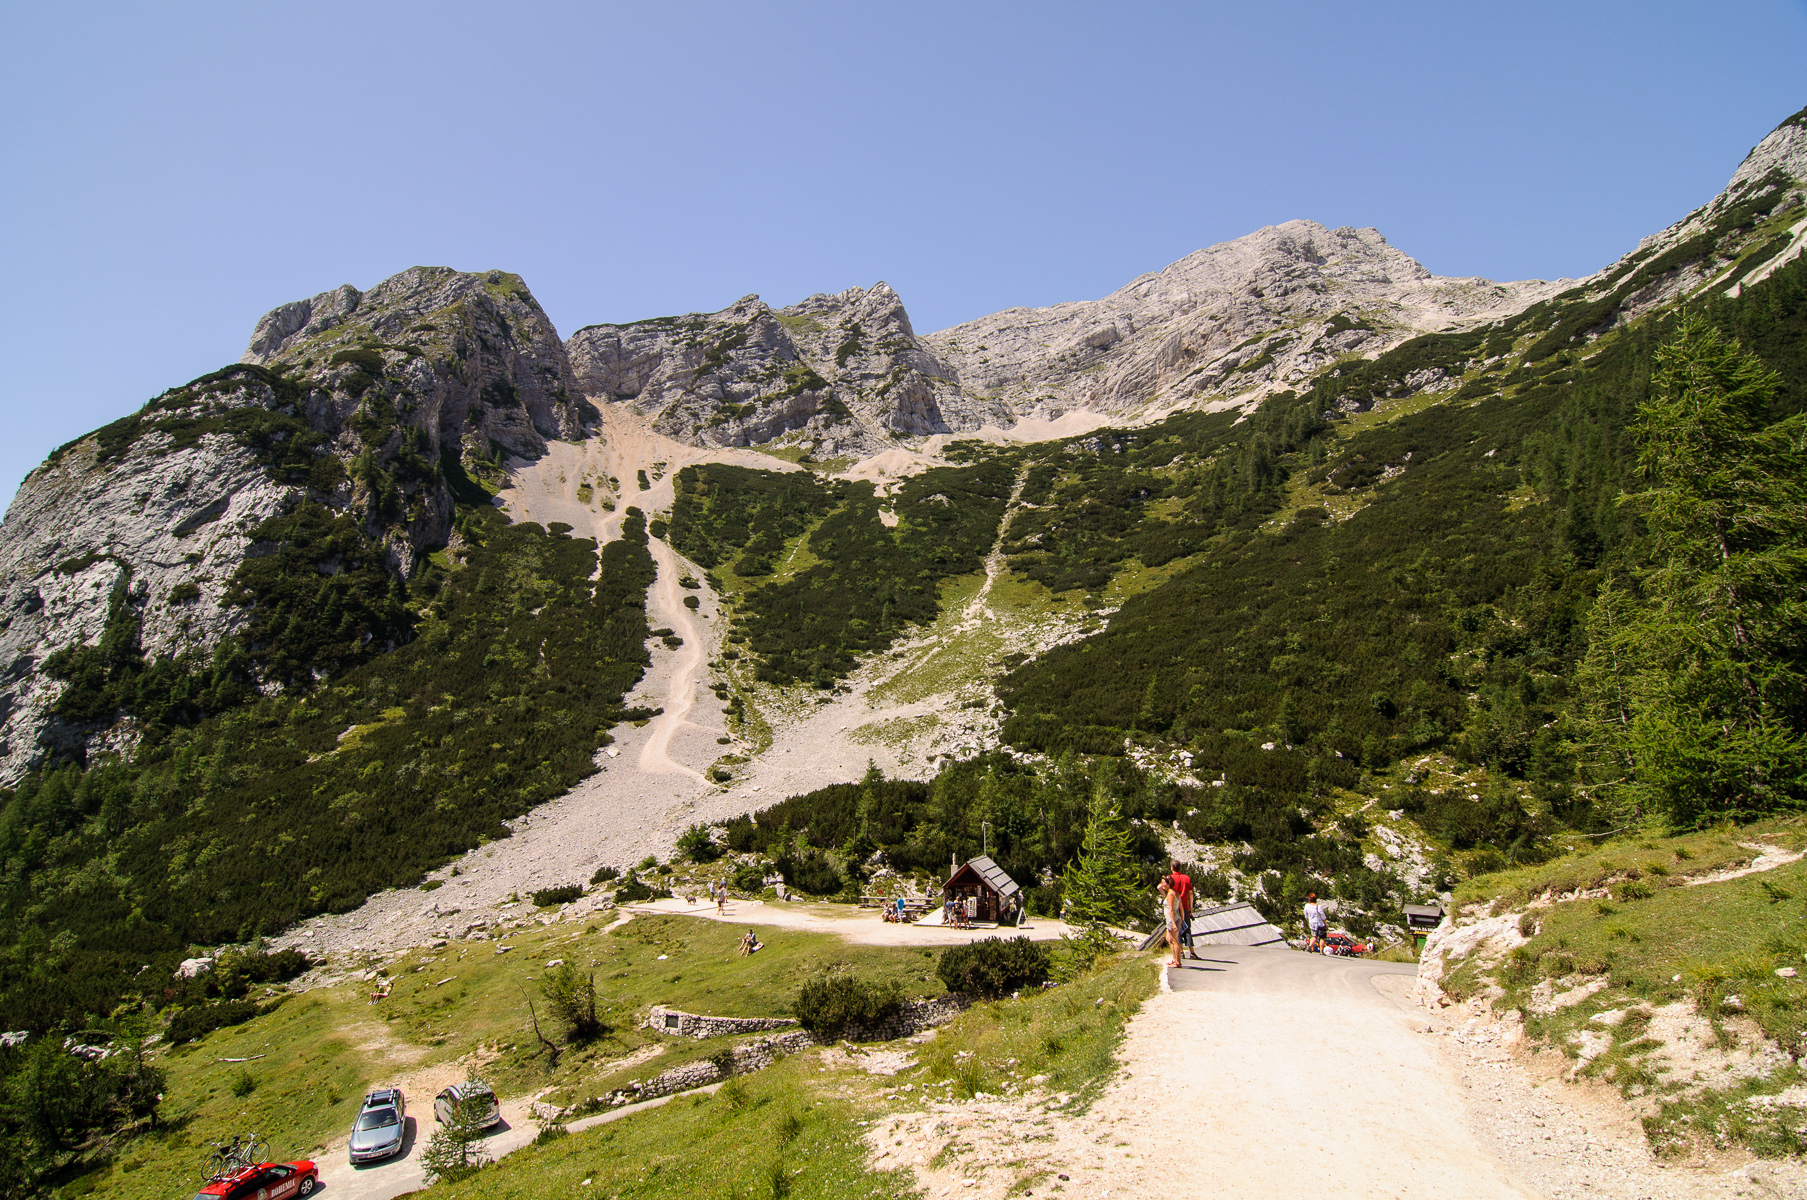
(357, 1109, 401, 1130)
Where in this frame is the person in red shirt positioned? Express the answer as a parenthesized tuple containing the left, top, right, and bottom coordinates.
(1168, 860, 1199, 962)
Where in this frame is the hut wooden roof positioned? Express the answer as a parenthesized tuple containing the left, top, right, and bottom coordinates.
(944, 855, 1021, 899)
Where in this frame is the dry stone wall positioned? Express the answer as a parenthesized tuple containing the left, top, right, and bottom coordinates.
(579, 995, 974, 1112)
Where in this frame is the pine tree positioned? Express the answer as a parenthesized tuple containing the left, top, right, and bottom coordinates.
(420, 1091, 493, 1183)
(1608, 313, 1807, 824)
(1059, 775, 1143, 930)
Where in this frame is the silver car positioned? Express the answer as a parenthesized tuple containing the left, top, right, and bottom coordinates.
(434, 1080, 501, 1130)
(348, 1087, 406, 1164)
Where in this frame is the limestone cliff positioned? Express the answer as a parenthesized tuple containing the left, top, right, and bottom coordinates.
(241, 265, 589, 458)
(923, 220, 1568, 423)
(0, 266, 589, 782)
(566, 282, 992, 459)
(1571, 109, 1807, 325)
(567, 229, 1565, 454)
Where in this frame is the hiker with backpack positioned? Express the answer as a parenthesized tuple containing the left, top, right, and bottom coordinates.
(1303, 893, 1328, 952)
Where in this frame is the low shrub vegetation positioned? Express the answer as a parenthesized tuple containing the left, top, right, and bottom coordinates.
(792, 969, 904, 1039)
(936, 936, 1051, 999)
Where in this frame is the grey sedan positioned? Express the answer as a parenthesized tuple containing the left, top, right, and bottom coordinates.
(348, 1087, 406, 1164)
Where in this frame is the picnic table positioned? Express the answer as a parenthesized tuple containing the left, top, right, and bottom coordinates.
(860, 896, 934, 921)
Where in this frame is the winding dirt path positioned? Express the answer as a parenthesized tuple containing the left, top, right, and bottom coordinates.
(637, 535, 706, 781)
(272, 404, 1090, 960)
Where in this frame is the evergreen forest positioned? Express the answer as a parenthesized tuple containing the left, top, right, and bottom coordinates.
(692, 257, 1807, 938)
(0, 504, 657, 1034)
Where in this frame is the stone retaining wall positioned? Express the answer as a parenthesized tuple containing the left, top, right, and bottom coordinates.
(563, 995, 974, 1114)
(841, 993, 971, 1042)
(644, 1005, 799, 1039)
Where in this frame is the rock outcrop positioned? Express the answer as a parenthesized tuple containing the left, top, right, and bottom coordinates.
(0, 425, 293, 777)
(924, 220, 1569, 423)
(1582, 107, 1807, 323)
(567, 226, 1567, 453)
(0, 266, 589, 782)
(241, 265, 590, 455)
(566, 282, 992, 458)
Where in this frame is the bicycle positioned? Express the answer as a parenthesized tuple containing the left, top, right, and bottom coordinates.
(199, 1132, 271, 1180)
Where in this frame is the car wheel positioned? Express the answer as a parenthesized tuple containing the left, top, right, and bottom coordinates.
(299, 1176, 315, 1196)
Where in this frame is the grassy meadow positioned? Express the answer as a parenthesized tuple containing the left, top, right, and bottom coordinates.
(62, 908, 1156, 1200)
(1442, 818, 1807, 1157)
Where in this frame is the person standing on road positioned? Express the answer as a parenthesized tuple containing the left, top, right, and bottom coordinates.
(1169, 861, 1199, 961)
(1303, 893, 1328, 952)
(1158, 879, 1182, 967)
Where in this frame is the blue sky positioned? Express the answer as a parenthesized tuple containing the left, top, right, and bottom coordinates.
(2, 1, 1805, 511)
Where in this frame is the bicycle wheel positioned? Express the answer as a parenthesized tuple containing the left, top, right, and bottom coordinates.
(245, 1136, 271, 1165)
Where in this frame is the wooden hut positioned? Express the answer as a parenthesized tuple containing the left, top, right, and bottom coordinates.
(942, 855, 1022, 925)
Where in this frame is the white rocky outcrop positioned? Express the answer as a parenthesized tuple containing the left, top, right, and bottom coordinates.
(924, 220, 1569, 422)
(1577, 108, 1807, 322)
(242, 265, 591, 451)
(0, 429, 296, 781)
(566, 228, 1567, 455)
(566, 283, 992, 458)
(1412, 908, 1527, 1007)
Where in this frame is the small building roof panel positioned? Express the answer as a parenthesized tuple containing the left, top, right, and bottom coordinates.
(944, 855, 1021, 899)
(1190, 901, 1289, 947)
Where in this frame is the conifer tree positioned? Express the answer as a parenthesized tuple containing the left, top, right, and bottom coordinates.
(420, 1088, 493, 1183)
(1060, 775, 1143, 930)
(1604, 314, 1807, 824)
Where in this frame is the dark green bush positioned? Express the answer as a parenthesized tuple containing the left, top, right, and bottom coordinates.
(532, 884, 583, 907)
(676, 823, 719, 862)
(228, 948, 310, 985)
(329, 348, 386, 375)
(776, 847, 843, 895)
(935, 936, 1052, 999)
(589, 864, 620, 885)
(791, 969, 903, 1038)
(613, 876, 670, 903)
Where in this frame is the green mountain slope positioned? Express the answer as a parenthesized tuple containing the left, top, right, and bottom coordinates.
(4, 105, 1807, 1194)
(0, 507, 654, 1031)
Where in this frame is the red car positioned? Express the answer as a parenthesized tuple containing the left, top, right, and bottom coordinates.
(193, 1161, 318, 1200)
(1319, 933, 1375, 957)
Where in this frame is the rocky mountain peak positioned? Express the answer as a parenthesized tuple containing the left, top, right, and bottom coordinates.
(564, 280, 975, 455)
(0, 265, 594, 783)
(1548, 106, 1807, 332)
(240, 265, 589, 454)
(921, 218, 1566, 423)
(559, 220, 1569, 456)
(1728, 106, 1807, 196)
